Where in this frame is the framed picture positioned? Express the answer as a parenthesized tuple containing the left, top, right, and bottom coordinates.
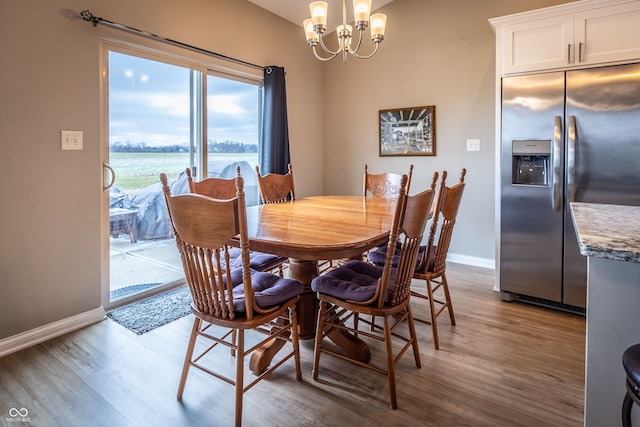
(379, 106, 436, 156)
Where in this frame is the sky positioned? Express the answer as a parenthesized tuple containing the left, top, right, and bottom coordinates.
(108, 51, 261, 147)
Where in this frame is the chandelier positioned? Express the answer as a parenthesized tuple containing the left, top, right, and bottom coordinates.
(303, 0, 387, 63)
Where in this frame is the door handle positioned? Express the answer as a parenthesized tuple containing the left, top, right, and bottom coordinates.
(567, 116, 577, 202)
(552, 116, 562, 211)
(103, 162, 116, 192)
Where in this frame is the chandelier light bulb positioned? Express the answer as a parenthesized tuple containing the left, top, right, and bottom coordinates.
(370, 13, 387, 41)
(309, 1, 328, 29)
(353, 0, 372, 24)
(303, 18, 318, 45)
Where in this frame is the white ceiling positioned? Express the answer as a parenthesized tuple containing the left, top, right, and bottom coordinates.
(247, 0, 396, 28)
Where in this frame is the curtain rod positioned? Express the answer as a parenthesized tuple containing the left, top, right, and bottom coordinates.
(80, 10, 268, 72)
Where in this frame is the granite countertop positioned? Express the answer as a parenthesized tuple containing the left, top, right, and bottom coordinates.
(570, 202, 640, 263)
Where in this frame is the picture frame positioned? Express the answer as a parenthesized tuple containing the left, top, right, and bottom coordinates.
(379, 106, 436, 156)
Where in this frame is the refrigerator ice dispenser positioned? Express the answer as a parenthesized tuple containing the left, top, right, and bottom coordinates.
(512, 140, 551, 186)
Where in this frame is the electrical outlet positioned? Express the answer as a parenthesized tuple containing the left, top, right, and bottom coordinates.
(466, 139, 480, 152)
(61, 130, 83, 150)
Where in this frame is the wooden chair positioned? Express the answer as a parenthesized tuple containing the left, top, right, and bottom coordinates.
(364, 164, 413, 198)
(186, 167, 238, 199)
(253, 163, 335, 274)
(185, 168, 288, 277)
(311, 174, 435, 409)
(367, 168, 467, 350)
(255, 164, 295, 204)
(412, 168, 466, 349)
(361, 164, 415, 268)
(160, 171, 303, 427)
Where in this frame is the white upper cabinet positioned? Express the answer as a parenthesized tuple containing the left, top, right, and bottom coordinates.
(490, 0, 640, 75)
(500, 15, 574, 74)
(576, 2, 640, 66)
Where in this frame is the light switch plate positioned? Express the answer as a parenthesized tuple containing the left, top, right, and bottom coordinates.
(61, 130, 83, 150)
(466, 139, 480, 151)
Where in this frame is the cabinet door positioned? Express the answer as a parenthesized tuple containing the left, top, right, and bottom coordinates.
(501, 15, 574, 74)
(575, 2, 640, 66)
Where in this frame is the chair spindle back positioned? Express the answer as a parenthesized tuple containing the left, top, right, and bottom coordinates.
(421, 168, 467, 276)
(161, 172, 257, 320)
(378, 174, 436, 307)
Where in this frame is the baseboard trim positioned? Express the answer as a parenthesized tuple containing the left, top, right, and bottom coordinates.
(0, 307, 106, 358)
(448, 253, 495, 270)
(0, 254, 493, 358)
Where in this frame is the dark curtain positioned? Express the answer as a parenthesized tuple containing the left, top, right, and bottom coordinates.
(260, 66, 291, 175)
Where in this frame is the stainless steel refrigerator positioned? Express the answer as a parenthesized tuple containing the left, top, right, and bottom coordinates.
(500, 62, 640, 311)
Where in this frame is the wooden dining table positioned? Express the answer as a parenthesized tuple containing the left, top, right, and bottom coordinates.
(242, 195, 398, 373)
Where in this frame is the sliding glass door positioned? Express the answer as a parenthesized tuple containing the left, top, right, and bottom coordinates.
(106, 50, 196, 308)
(103, 43, 262, 309)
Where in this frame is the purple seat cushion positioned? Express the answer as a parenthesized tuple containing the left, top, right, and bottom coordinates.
(226, 247, 288, 272)
(226, 268, 302, 312)
(367, 243, 433, 271)
(311, 260, 396, 302)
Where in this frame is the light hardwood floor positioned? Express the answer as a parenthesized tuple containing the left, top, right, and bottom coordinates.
(0, 264, 585, 427)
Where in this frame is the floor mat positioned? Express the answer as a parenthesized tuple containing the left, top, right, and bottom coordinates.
(107, 285, 192, 334)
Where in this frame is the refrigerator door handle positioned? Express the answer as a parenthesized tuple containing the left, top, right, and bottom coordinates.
(567, 115, 577, 202)
(552, 115, 562, 211)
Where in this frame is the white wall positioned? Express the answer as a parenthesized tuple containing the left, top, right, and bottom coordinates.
(0, 0, 323, 340)
(321, 0, 573, 266)
(0, 0, 572, 342)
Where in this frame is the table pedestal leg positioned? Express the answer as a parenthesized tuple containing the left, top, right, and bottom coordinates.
(249, 259, 370, 374)
(289, 259, 320, 339)
(250, 259, 318, 374)
(292, 260, 369, 363)
(249, 317, 290, 375)
(322, 306, 371, 363)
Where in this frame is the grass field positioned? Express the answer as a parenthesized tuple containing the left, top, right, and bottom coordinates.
(110, 152, 258, 191)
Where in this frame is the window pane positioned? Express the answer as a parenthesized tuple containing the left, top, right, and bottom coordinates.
(109, 51, 197, 189)
(108, 51, 199, 302)
(207, 74, 261, 206)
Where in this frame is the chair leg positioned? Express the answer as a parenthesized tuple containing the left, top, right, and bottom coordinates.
(623, 391, 634, 427)
(406, 305, 421, 369)
(177, 318, 200, 400)
(289, 305, 302, 381)
(369, 315, 376, 331)
(353, 313, 359, 334)
(231, 329, 237, 357)
(383, 315, 398, 410)
(312, 301, 327, 381)
(426, 279, 440, 350)
(441, 274, 456, 325)
(235, 329, 245, 427)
